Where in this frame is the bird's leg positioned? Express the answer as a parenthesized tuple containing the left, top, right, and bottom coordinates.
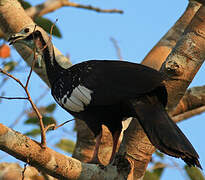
(89, 131, 102, 164)
(109, 130, 121, 163)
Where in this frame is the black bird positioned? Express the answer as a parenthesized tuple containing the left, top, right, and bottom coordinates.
(8, 25, 202, 168)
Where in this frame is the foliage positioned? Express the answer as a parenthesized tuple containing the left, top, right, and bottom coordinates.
(185, 166, 205, 180)
(0, 1, 204, 180)
(24, 103, 57, 137)
(18, 0, 31, 9)
(144, 162, 165, 180)
(56, 139, 75, 154)
(34, 17, 62, 38)
(3, 61, 17, 72)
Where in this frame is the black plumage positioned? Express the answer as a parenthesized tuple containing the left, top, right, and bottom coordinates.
(8, 25, 202, 168)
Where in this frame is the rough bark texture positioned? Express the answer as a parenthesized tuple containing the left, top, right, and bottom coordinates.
(171, 85, 205, 117)
(0, 123, 131, 180)
(117, 2, 205, 179)
(142, 0, 201, 70)
(162, 5, 205, 110)
(115, 1, 202, 179)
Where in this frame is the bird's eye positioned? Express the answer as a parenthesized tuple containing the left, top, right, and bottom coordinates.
(24, 28, 30, 33)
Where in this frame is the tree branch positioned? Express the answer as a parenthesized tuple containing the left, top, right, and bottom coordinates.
(26, 0, 123, 18)
(171, 85, 205, 122)
(0, 123, 130, 180)
(172, 105, 205, 123)
(1, 1, 205, 179)
(141, 0, 201, 70)
(117, 1, 205, 179)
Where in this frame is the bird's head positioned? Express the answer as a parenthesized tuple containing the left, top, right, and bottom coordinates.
(8, 25, 50, 51)
(8, 25, 53, 67)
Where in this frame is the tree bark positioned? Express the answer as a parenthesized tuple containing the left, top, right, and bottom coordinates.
(0, 123, 131, 180)
(0, 0, 205, 179)
(117, 2, 205, 179)
(142, 0, 201, 70)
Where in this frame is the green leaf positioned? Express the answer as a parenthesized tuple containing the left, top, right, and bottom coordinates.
(43, 116, 56, 126)
(46, 103, 56, 113)
(18, 0, 32, 9)
(56, 139, 75, 154)
(3, 61, 17, 72)
(143, 171, 159, 180)
(24, 117, 39, 125)
(153, 162, 165, 178)
(143, 163, 165, 180)
(185, 165, 205, 180)
(25, 128, 41, 137)
(25, 116, 56, 126)
(34, 17, 62, 38)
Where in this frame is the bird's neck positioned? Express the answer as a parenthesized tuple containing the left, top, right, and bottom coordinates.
(37, 35, 66, 86)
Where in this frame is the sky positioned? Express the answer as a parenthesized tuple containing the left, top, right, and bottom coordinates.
(0, 0, 204, 179)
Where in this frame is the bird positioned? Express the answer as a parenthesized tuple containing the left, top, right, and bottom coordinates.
(8, 25, 202, 169)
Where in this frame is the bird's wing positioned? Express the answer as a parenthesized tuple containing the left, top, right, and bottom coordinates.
(79, 60, 166, 105)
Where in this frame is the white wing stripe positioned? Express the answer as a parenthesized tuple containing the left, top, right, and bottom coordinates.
(69, 95, 84, 108)
(72, 87, 90, 105)
(63, 97, 84, 112)
(77, 85, 92, 103)
(60, 85, 92, 112)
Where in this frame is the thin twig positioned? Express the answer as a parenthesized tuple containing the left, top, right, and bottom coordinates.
(44, 119, 74, 132)
(0, 68, 25, 89)
(9, 88, 48, 128)
(0, 63, 47, 147)
(25, 87, 46, 147)
(0, 96, 28, 100)
(66, 2, 123, 14)
(110, 37, 123, 60)
(40, 18, 58, 52)
(25, 48, 36, 89)
(26, 0, 123, 18)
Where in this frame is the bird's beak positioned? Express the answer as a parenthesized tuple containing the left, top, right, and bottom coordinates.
(8, 33, 25, 45)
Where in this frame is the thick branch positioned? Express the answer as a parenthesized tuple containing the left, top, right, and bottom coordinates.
(0, 123, 130, 180)
(1, 1, 205, 180)
(142, 0, 201, 70)
(162, 5, 205, 109)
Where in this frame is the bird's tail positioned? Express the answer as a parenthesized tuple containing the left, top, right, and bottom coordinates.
(134, 97, 202, 169)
